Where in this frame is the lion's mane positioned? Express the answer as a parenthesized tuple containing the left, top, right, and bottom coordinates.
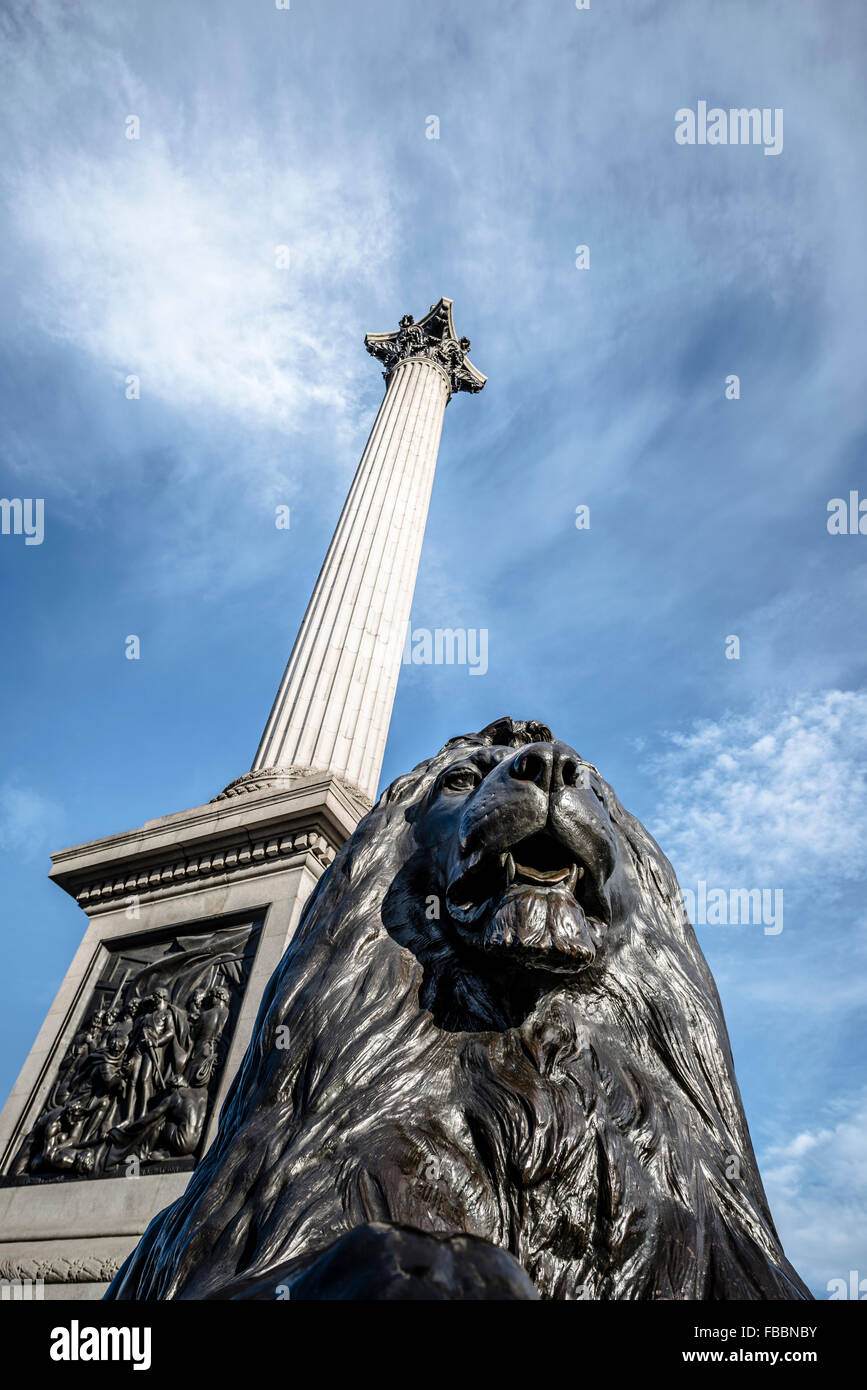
(107, 718, 809, 1301)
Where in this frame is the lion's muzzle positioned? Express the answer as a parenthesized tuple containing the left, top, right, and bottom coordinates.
(444, 741, 617, 973)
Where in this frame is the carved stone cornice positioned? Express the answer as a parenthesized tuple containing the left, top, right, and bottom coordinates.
(71, 825, 336, 910)
(365, 297, 486, 398)
(49, 775, 368, 915)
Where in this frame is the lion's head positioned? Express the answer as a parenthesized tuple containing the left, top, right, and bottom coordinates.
(107, 719, 810, 1302)
(378, 718, 634, 1031)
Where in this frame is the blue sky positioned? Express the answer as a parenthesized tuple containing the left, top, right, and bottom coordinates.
(1, 0, 865, 1296)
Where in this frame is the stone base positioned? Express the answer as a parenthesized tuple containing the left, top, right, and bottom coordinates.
(0, 1214, 180, 1299)
(0, 774, 366, 1298)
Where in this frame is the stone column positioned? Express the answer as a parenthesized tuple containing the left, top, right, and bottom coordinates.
(250, 297, 485, 804)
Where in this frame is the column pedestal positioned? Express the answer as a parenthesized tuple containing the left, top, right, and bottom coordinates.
(0, 775, 366, 1299)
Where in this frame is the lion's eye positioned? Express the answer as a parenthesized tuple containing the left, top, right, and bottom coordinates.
(441, 766, 482, 794)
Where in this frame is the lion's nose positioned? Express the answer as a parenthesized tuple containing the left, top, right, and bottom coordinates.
(509, 742, 580, 794)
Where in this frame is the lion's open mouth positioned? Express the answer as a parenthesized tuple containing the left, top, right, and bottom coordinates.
(446, 829, 605, 927)
(509, 830, 583, 888)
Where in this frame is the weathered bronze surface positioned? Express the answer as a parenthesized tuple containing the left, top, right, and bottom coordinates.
(106, 720, 810, 1300)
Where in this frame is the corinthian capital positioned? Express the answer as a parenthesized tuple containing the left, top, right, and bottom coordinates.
(365, 297, 486, 397)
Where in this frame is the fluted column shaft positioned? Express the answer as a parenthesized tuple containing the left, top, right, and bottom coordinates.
(252, 357, 450, 801)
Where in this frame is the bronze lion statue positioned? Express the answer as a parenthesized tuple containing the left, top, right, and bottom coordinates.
(106, 718, 810, 1300)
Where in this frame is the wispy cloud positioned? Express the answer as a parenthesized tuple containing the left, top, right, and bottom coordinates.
(648, 689, 867, 890)
(7, 136, 397, 446)
(1, 3, 399, 485)
(759, 1095, 867, 1296)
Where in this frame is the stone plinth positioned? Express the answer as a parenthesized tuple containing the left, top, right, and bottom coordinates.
(0, 774, 367, 1299)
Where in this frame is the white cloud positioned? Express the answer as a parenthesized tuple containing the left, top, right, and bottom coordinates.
(0, 3, 402, 598)
(1, 5, 399, 477)
(649, 689, 867, 890)
(759, 1096, 867, 1296)
(9, 142, 395, 441)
